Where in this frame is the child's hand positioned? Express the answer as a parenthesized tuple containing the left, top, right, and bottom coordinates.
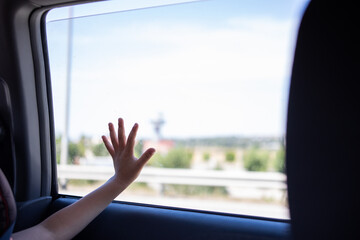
(12, 118, 154, 240)
(102, 118, 155, 187)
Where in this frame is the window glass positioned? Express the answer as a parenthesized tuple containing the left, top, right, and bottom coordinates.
(47, 0, 308, 219)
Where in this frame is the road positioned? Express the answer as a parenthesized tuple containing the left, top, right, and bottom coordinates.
(61, 187, 289, 219)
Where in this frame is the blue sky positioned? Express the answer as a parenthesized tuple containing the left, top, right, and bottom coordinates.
(46, 0, 309, 140)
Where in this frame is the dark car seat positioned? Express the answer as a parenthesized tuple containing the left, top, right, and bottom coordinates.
(286, 0, 360, 240)
(0, 169, 16, 239)
(0, 79, 16, 192)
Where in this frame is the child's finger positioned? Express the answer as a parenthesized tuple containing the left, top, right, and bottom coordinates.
(109, 122, 119, 150)
(102, 135, 115, 158)
(125, 123, 138, 154)
(138, 148, 156, 167)
(118, 118, 126, 151)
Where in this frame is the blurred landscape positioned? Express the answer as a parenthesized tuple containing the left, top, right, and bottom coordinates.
(57, 134, 288, 219)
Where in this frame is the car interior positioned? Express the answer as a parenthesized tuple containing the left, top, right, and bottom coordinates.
(0, 0, 359, 239)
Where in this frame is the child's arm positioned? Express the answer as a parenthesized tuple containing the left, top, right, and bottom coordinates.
(13, 118, 155, 240)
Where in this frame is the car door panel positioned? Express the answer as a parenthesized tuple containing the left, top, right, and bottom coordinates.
(49, 197, 291, 240)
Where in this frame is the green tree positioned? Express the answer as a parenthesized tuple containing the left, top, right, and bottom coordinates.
(203, 152, 210, 161)
(243, 147, 269, 171)
(225, 150, 236, 162)
(56, 135, 89, 164)
(92, 142, 109, 156)
(164, 148, 192, 168)
(78, 135, 91, 150)
(274, 147, 285, 173)
(68, 138, 86, 164)
(146, 152, 165, 168)
(147, 147, 193, 169)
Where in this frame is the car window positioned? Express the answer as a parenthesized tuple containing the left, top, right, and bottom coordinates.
(46, 0, 309, 219)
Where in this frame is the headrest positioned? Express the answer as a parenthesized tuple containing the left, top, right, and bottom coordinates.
(286, 0, 360, 239)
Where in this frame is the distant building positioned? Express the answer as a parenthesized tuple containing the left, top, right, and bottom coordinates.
(143, 139, 175, 155)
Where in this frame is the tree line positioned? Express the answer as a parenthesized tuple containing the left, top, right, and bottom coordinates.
(56, 136, 285, 173)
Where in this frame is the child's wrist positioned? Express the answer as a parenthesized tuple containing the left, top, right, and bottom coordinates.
(109, 175, 131, 192)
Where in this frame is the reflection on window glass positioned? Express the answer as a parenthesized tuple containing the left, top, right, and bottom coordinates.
(47, 0, 308, 219)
